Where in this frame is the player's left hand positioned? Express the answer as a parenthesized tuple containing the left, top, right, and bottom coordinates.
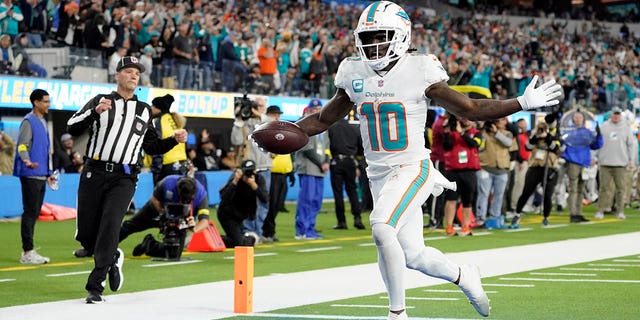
(517, 75, 563, 111)
(174, 129, 188, 143)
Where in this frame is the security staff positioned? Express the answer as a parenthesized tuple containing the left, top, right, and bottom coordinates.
(328, 116, 364, 230)
(14, 89, 56, 264)
(149, 94, 188, 184)
(67, 56, 188, 304)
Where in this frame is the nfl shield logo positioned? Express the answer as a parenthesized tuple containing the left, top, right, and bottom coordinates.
(378, 80, 384, 87)
(136, 122, 143, 131)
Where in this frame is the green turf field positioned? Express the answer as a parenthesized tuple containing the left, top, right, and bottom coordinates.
(1, 202, 639, 319)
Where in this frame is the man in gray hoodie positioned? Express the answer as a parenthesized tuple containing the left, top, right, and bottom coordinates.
(595, 107, 637, 220)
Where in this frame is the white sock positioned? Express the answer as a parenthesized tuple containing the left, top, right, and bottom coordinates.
(372, 223, 406, 312)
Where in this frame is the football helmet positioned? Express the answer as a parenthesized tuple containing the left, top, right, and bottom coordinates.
(354, 1, 411, 71)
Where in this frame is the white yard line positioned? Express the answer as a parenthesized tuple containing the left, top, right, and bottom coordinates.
(529, 272, 597, 276)
(296, 246, 342, 253)
(142, 260, 203, 267)
(0, 279, 15, 283)
(500, 277, 640, 283)
(46, 271, 91, 277)
(560, 267, 623, 271)
(1, 232, 639, 320)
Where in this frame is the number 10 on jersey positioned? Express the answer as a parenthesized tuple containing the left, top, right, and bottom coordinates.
(360, 102, 408, 152)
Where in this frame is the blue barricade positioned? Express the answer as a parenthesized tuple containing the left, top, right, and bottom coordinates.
(0, 171, 338, 218)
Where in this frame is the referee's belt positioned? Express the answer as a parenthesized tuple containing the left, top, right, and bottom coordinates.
(86, 159, 140, 174)
(332, 154, 354, 160)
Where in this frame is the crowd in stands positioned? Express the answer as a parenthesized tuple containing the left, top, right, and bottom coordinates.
(0, 0, 636, 111)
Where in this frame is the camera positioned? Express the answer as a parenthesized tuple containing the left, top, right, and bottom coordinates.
(243, 168, 254, 178)
(159, 203, 190, 260)
(234, 93, 257, 120)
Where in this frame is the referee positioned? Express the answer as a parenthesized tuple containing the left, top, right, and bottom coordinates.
(328, 116, 364, 230)
(67, 56, 188, 304)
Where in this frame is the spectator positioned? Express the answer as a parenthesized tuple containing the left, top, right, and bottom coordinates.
(12, 33, 46, 77)
(0, 126, 15, 175)
(108, 47, 128, 83)
(294, 101, 328, 240)
(217, 160, 267, 248)
(14, 89, 55, 264)
(173, 23, 198, 90)
(561, 111, 603, 223)
(53, 133, 73, 172)
(219, 31, 246, 92)
(0, 34, 16, 74)
(219, 147, 237, 171)
(442, 115, 482, 236)
(66, 150, 84, 173)
(140, 45, 154, 87)
(475, 117, 514, 227)
(192, 138, 221, 172)
(55, 0, 81, 46)
(594, 107, 637, 220)
(159, 19, 176, 85)
(509, 118, 531, 213)
(0, 0, 24, 41)
(19, 0, 48, 48)
(257, 38, 277, 94)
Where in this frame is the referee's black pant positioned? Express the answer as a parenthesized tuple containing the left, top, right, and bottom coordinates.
(330, 157, 361, 225)
(76, 166, 137, 293)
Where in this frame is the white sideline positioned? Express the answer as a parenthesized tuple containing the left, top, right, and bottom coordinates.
(1, 232, 639, 320)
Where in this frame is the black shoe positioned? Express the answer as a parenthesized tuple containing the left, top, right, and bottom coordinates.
(333, 223, 348, 230)
(108, 248, 124, 292)
(570, 215, 590, 223)
(85, 291, 105, 304)
(510, 214, 521, 227)
(279, 208, 289, 213)
(73, 247, 92, 258)
(353, 216, 366, 230)
(132, 234, 154, 256)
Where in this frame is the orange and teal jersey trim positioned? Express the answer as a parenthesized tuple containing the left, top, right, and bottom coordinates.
(386, 159, 430, 227)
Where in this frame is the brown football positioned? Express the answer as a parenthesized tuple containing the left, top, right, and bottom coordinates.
(251, 121, 309, 154)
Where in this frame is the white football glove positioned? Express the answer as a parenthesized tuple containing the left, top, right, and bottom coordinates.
(516, 75, 563, 111)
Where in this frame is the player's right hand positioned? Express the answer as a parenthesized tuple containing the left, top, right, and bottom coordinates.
(95, 97, 112, 114)
(516, 75, 562, 111)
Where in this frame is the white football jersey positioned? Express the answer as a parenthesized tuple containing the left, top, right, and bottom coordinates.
(335, 54, 449, 171)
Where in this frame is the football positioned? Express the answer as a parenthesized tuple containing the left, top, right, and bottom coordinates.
(251, 121, 309, 154)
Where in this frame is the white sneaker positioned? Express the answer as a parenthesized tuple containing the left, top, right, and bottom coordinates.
(20, 250, 50, 264)
(388, 310, 409, 320)
(458, 265, 490, 317)
(594, 212, 604, 219)
(616, 212, 626, 219)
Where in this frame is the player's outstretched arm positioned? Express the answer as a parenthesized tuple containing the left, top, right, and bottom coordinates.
(426, 75, 562, 121)
(296, 89, 354, 136)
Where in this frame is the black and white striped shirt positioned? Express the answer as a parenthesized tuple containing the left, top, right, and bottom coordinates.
(67, 91, 178, 165)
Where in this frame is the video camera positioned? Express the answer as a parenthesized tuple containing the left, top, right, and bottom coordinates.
(234, 93, 258, 120)
(159, 203, 190, 260)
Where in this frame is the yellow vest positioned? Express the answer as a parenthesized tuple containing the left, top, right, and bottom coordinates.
(271, 154, 293, 174)
(159, 113, 186, 165)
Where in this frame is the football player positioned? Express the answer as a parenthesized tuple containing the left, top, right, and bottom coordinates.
(288, 1, 561, 319)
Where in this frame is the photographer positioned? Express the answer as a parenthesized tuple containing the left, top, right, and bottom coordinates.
(217, 160, 268, 248)
(442, 115, 482, 236)
(230, 96, 272, 238)
(512, 121, 562, 226)
(118, 175, 210, 258)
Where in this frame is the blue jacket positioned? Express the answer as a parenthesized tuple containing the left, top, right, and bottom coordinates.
(13, 113, 50, 177)
(561, 126, 603, 167)
(161, 175, 208, 217)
